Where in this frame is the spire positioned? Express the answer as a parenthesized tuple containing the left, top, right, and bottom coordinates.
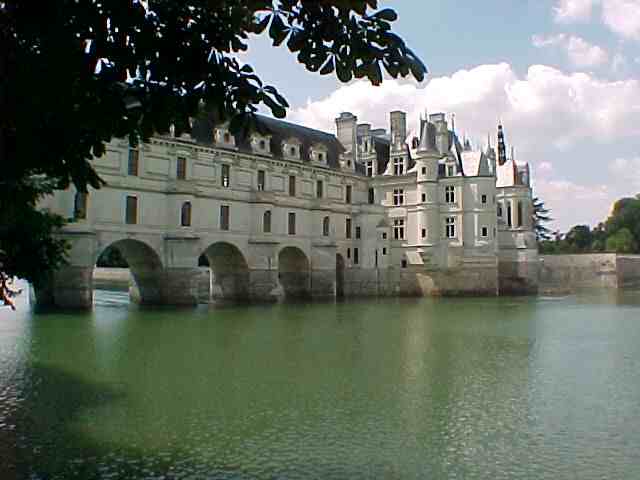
(497, 123, 507, 166)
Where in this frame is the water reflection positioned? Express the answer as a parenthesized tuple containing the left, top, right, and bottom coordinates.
(0, 290, 639, 478)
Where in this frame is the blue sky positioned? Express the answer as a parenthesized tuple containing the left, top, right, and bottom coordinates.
(243, 1, 640, 231)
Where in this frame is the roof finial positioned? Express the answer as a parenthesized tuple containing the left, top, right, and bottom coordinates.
(487, 132, 491, 148)
(451, 113, 456, 133)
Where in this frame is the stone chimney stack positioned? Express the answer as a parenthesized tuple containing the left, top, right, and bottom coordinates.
(390, 111, 407, 151)
(335, 112, 358, 158)
(429, 113, 449, 155)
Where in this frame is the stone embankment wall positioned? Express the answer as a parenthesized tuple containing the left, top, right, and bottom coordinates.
(539, 254, 640, 293)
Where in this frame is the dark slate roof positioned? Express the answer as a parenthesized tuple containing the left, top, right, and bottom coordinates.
(191, 114, 346, 169)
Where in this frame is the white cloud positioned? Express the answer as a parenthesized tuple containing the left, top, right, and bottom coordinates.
(602, 0, 640, 40)
(291, 63, 640, 152)
(610, 157, 640, 187)
(532, 33, 609, 67)
(553, 0, 595, 23)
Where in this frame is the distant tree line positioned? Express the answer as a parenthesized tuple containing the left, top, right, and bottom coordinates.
(537, 194, 640, 254)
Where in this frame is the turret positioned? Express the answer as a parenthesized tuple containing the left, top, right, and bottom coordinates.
(497, 124, 507, 166)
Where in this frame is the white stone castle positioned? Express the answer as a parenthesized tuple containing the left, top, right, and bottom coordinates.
(38, 109, 539, 308)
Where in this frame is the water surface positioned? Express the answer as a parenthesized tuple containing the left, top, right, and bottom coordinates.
(1, 288, 640, 479)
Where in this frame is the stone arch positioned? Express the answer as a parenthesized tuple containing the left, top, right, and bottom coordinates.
(278, 246, 310, 299)
(336, 253, 345, 298)
(95, 239, 164, 305)
(201, 242, 250, 302)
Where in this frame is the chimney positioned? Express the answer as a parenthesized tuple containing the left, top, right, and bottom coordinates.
(335, 112, 357, 157)
(429, 113, 449, 154)
(390, 111, 407, 150)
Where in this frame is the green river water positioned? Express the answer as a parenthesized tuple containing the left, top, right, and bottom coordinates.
(1, 287, 640, 479)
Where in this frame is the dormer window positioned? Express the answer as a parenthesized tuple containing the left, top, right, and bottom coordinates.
(282, 137, 301, 161)
(251, 134, 271, 154)
(259, 140, 266, 150)
(223, 132, 231, 143)
(310, 144, 328, 165)
(216, 127, 235, 147)
(447, 164, 456, 177)
(290, 147, 296, 156)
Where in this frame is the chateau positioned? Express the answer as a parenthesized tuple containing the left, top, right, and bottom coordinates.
(38, 109, 539, 308)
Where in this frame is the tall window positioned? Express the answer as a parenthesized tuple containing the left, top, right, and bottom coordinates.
(481, 226, 489, 237)
(220, 205, 230, 231)
(497, 202, 503, 217)
(353, 248, 359, 265)
(446, 217, 456, 238)
(445, 185, 456, 204)
(263, 210, 271, 233)
(517, 201, 523, 227)
(74, 192, 87, 220)
(257, 170, 266, 191)
(507, 203, 513, 227)
(481, 194, 487, 204)
(345, 218, 352, 239)
(180, 202, 192, 226)
(447, 165, 455, 177)
(368, 188, 375, 204)
(128, 148, 139, 176)
(177, 156, 187, 180)
(366, 160, 374, 177)
(288, 212, 296, 235)
(393, 188, 405, 206)
(346, 185, 352, 204)
(393, 157, 404, 175)
(289, 175, 296, 196)
(125, 195, 138, 225)
(393, 219, 405, 240)
(317, 180, 323, 198)
(421, 192, 426, 203)
(355, 226, 361, 239)
(421, 228, 427, 239)
(221, 164, 230, 188)
(323, 216, 330, 236)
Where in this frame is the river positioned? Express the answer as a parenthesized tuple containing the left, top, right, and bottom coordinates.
(1, 287, 640, 479)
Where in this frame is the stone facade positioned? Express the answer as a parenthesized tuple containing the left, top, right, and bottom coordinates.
(37, 110, 538, 308)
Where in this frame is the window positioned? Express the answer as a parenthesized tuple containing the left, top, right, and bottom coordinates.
(177, 156, 187, 180)
(180, 201, 192, 227)
(497, 202, 503, 217)
(323, 216, 330, 236)
(393, 157, 404, 175)
(355, 226, 361, 239)
(481, 226, 489, 237)
(345, 218, 352, 239)
(317, 180, 323, 198)
(288, 212, 296, 235)
(507, 203, 513, 227)
(393, 219, 405, 240)
(517, 201, 523, 227)
(290, 146, 296, 156)
(383, 247, 387, 255)
(263, 210, 271, 233)
(445, 185, 456, 204)
(421, 228, 426, 239)
(382, 232, 387, 240)
(393, 188, 405, 206)
(221, 164, 230, 188)
(257, 170, 266, 191)
(366, 160, 374, 177)
(223, 132, 231, 143)
(289, 175, 296, 196)
(421, 167, 427, 175)
(446, 217, 456, 238)
(259, 139, 266, 150)
(74, 192, 87, 220)
(128, 148, 139, 176)
(353, 248, 359, 265)
(346, 185, 352, 204)
(421, 192, 426, 203)
(447, 165, 455, 177)
(481, 194, 487, 204)
(368, 187, 375, 204)
(347, 248, 351, 259)
(125, 195, 138, 225)
(318, 153, 324, 162)
(401, 259, 407, 268)
(220, 205, 229, 231)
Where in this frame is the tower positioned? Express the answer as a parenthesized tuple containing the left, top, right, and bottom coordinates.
(497, 124, 507, 166)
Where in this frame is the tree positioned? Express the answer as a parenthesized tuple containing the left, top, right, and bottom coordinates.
(1, 1, 426, 306)
(531, 197, 553, 243)
(564, 225, 593, 252)
(605, 195, 640, 252)
(606, 228, 637, 253)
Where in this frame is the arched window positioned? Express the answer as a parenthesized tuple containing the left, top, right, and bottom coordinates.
(181, 201, 192, 227)
(263, 210, 271, 233)
(259, 139, 266, 150)
(74, 192, 87, 220)
(323, 216, 330, 236)
(223, 132, 231, 143)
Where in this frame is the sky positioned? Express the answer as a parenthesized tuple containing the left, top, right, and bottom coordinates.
(241, 0, 640, 232)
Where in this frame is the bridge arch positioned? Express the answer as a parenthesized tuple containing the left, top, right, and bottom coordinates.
(95, 238, 164, 305)
(278, 246, 311, 299)
(201, 241, 250, 302)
